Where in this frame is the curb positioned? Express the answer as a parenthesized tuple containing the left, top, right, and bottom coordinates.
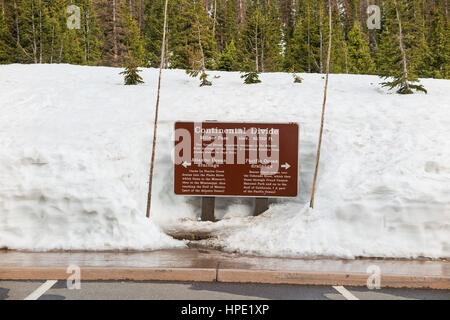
(1, 267, 449, 290)
(218, 269, 450, 290)
(0, 267, 217, 282)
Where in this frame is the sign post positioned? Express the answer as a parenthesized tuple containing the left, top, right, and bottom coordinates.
(174, 121, 299, 221)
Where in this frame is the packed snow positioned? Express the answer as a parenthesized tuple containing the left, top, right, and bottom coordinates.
(0, 64, 449, 258)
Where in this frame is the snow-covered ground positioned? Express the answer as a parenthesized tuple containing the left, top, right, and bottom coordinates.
(0, 64, 449, 258)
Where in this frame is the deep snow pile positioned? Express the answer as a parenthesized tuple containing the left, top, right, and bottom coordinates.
(0, 64, 449, 257)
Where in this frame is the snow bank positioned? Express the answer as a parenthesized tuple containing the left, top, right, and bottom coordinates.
(0, 64, 448, 258)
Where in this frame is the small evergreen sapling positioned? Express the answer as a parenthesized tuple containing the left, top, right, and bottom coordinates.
(186, 69, 212, 87)
(199, 72, 212, 86)
(241, 71, 261, 84)
(290, 67, 303, 83)
(293, 74, 303, 83)
(120, 58, 144, 85)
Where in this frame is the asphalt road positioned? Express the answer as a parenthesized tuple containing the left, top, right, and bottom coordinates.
(0, 280, 449, 300)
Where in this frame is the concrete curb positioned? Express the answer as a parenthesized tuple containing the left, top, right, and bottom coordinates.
(0, 267, 217, 282)
(1, 267, 449, 290)
(218, 269, 450, 290)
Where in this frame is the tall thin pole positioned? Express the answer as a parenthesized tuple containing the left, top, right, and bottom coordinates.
(310, 0, 332, 209)
(146, 0, 169, 218)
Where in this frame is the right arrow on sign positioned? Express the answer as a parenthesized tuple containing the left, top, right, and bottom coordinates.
(281, 163, 291, 170)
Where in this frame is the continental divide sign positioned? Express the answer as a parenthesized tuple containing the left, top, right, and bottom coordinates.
(174, 122, 299, 198)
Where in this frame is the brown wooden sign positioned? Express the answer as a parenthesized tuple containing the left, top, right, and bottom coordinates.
(174, 121, 299, 198)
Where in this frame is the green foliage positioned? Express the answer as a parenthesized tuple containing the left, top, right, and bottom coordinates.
(347, 22, 375, 74)
(79, 0, 103, 65)
(217, 40, 238, 71)
(284, 0, 322, 73)
(0, 3, 12, 64)
(216, 0, 238, 49)
(239, 2, 282, 73)
(293, 73, 303, 83)
(0, 0, 446, 81)
(186, 69, 212, 87)
(326, 6, 348, 74)
(170, 0, 216, 70)
(428, 9, 449, 79)
(290, 67, 303, 83)
(124, 10, 146, 66)
(120, 58, 144, 85)
(377, 0, 427, 94)
(241, 71, 261, 84)
(199, 71, 212, 86)
(143, 0, 171, 67)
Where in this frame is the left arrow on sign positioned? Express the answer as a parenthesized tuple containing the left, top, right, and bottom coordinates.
(182, 161, 192, 168)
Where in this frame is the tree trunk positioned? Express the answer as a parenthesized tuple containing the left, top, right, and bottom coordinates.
(310, 0, 333, 209)
(395, 1, 410, 90)
(197, 21, 206, 72)
(261, 15, 265, 72)
(335, 0, 349, 73)
(212, 0, 217, 38)
(146, 0, 169, 218)
(13, 0, 20, 44)
(112, 0, 118, 64)
(238, 0, 246, 26)
(139, 0, 143, 32)
(319, 6, 323, 73)
(59, 38, 64, 63)
(39, 0, 42, 64)
(307, 4, 311, 73)
(50, 23, 54, 64)
(31, 0, 38, 63)
(85, 9, 90, 62)
(255, 16, 259, 72)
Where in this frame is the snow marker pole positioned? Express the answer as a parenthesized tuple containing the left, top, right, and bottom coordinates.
(310, 0, 332, 209)
(146, 0, 169, 218)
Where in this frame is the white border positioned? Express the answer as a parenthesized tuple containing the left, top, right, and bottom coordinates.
(172, 120, 300, 198)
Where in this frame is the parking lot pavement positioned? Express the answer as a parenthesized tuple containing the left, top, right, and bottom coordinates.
(1, 281, 449, 300)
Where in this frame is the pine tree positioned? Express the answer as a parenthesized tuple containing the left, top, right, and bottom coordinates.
(167, 0, 216, 70)
(239, 6, 263, 72)
(260, 0, 282, 72)
(290, 67, 303, 83)
(241, 71, 261, 84)
(45, 0, 65, 64)
(144, 0, 168, 67)
(217, 39, 238, 71)
(377, 0, 427, 94)
(182, 0, 214, 86)
(96, 0, 127, 66)
(284, 17, 309, 72)
(428, 9, 449, 78)
(124, 9, 146, 66)
(347, 21, 375, 74)
(215, 0, 237, 51)
(79, 0, 103, 65)
(326, 4, 347, 74)
(0, 1, 13, 63)
(120, 57, 144, 85)
(284, 0, 321, 73)
(411, 0, 434, 78)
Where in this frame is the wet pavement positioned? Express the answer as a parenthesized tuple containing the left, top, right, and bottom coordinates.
(0, 249, 449, 289)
